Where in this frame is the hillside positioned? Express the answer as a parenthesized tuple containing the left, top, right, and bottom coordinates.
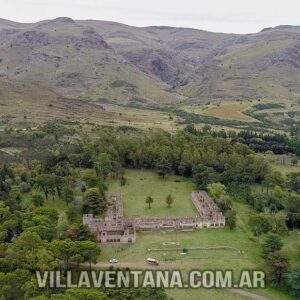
(1, 17, 300, 113)
(0, 17, 184, 107)
(0, 78, 109, 125)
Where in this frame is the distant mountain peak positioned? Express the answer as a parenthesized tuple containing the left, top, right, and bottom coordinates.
(274, 25, 294, 30)
(260, 27, 273, 32)
(51, 17, 75, 24)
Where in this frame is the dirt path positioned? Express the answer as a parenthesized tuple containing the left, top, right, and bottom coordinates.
(228, 288, 269, 300)
(84, 262, 270, 300)
(0, 149, 14, 156)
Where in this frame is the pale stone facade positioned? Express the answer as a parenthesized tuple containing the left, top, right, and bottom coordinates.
(83, 191, 225, 243)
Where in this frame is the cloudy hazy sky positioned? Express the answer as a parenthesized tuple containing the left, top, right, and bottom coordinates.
(0, 0, 300, 33)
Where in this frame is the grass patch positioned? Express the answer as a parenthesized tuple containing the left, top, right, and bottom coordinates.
(108, 169, 197, 218)
(203, 103, 256, 122)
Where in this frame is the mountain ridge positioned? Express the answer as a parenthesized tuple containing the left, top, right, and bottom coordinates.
(0, 17, 300, 108)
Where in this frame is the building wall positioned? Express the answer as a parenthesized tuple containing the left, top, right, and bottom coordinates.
(83, 191, 225, 243)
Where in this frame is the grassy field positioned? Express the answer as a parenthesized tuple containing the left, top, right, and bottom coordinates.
(23, 169, 298, 299)
(101, 104, 180, 132)
(104, 169, 298, 300)
(262, 154, 300, 176)
(0, 78, 181, 131)
(203, 103, 256, 122)
(181, 101, 258, 123)
(108, 169, 198, 218)
(181, 100, 300, 132)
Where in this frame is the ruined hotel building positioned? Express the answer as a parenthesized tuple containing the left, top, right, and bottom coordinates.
(83, 191, 225, 243)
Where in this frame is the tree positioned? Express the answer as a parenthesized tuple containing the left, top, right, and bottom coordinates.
(202, 125, 212, 135)
(61, 185, 74, 206)
(225, 210, 237, 230)
(192, 164, 219, 189)
(54, 175, 63, 197)
(4, 231, 44, 271)
(35, 174, 56, 200)
(207, 182, 226, 200)
(287, 172, 300, 193)
(262, 233, 283, 258)
(98, 180, 108, 198)
(81, 183, 87, 194)
(262, 194, 285, 213)
(111, 161, 122, 179)
(287, 267, 300, 300)
(120, 176, 127, 187)
(22, 277, 48, 299)
(0, 269, 31, 300)
(267, 212, 288, 235)
(36, 248, 60, 271)
(273, 185, 283, 198)
(23, 210, 57, 241)
(79, 241, 101, 271)
(34, 207, 59, 225)
(264, 171, 285, 195)
(218, 195, 233, 214)
(146, 196, 154, 209)
(285, 195, 300, 229)
(60, 289, 109, 300)
(32, 194, 44, 207)
(66, 224, 95, 241)
(20, 182, 31, 194)
(106, 287, 168, 300)
(156, 157, 171, 179)
(66, 204, 80, 223)
(138, 287, 168, 300)
(266, 251, 290, 287)
(50, 239, 74, 270)
(81, 170, 98, 188)
(84, 188, 106, 216)
(94, 153, 112, 179)
(70, 254, 85, 272)
(0, 206, 20, 242)
(248, 214, 272, 241)
(165, 194, 174, 208)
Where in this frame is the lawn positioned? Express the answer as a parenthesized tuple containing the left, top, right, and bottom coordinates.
(107, 169, 198, 218)
(99, 204, 293, 300)
(105, 170, 300, 276)
(100, 228, 259, 272)
(103, 169, 297, 299)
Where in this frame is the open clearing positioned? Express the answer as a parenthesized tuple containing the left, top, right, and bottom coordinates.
(98, 199, 295, 300)
(104, 169, 298, 300)
(101, 104, 179, 131)
(181, 101, 257, 122)
(262, 154, 300, 176)
(203, 103, 256, 122)
(108, 169, 197, 218)
(22, 169, 298, 299)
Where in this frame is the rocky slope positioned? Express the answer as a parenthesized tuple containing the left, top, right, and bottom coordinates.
(1, 17, 300, 107)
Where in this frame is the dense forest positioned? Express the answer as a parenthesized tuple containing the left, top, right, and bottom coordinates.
(0, 121, 300, 299)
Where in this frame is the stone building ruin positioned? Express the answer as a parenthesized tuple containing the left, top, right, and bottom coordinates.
(83, 191, 225, 243)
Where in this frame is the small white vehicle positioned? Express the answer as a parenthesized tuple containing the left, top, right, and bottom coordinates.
(146, 258, 159, 265)
(109, 259, 118, 264)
